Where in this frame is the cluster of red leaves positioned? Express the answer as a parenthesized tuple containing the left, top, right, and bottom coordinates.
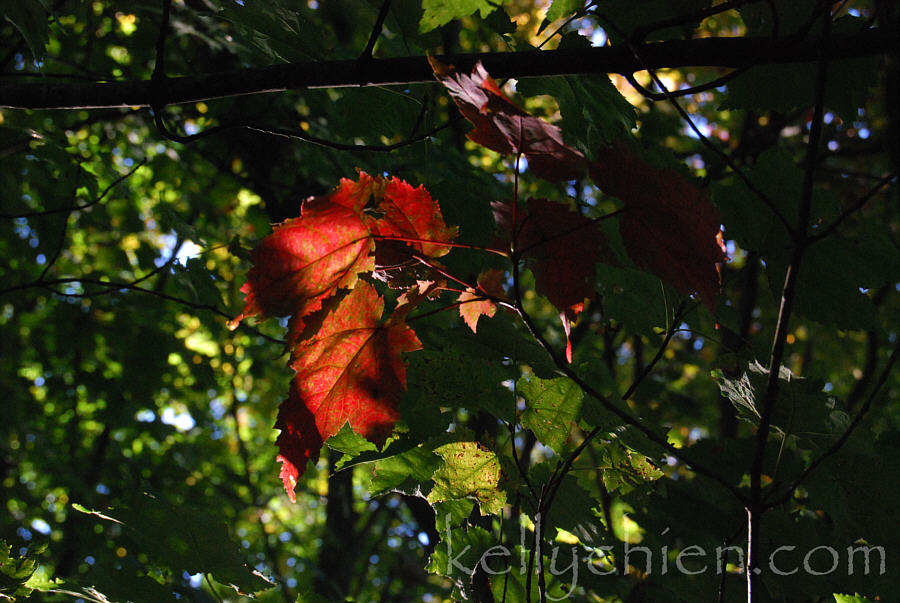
(233, 62, 727, 500)
(231, 173, 455, 501)
(434, 60, 726, 314)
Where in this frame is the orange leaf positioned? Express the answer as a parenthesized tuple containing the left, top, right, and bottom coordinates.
(457, 269, 505, 333)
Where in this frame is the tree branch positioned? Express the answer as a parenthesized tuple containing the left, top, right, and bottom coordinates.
(2, 27, 896, 110)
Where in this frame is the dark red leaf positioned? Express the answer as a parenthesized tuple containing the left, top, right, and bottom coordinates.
(590, 144, 725, 310)
(432, 59, 586, 181)
(495, 198, 613, 318)
(274, 380, 323, 503)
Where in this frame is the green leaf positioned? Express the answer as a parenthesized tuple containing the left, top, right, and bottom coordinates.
(404, 347, 515, 425)
(595, 440, 664, 494)
(781, 237, 878, 330)
(488, 556, 573, 602)
(432, 499, 475, 531)
(428, 441, 507, 515)
(517, 72, 636, 152)
(529, 464, 604, 545)
(333, 88, 424, 141)
(173, 258, 222, 307)
(219, 1, 334, 62)
(712, 147, 796, 257)
(368, 444, 441, 495)
(597, 0, 712, 42)
(546, 0, 585, 23)
(720, 54, 880, 121)
(1, 539, 41, 599)
(418, 312, 558, 378)
(805, 439, 900, 546)
(157, 203, 203, 245)
(427, 524, 494, 596)
(834, 595, 876, 603)
(419, 0, 502, 33)
(71, 565, 178, 603)
(326, 422, 378, 468)
(715, 361, 839, 440)
(518, 375, 583, 454)
(2, 1, 51, 62)
(596, 263, 671, 338)
(484, 6, 516, 35)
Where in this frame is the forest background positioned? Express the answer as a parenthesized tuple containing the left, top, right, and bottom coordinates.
(1, 1, 898, 602)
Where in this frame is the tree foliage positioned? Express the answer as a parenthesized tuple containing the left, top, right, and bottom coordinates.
(1, 1, 898, 602)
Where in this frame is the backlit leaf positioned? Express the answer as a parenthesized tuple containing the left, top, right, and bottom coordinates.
(230, 195, 373, 328)
(457, 269, 504, 333)
(518, 375, 584, 454)
(367, 174, 458, 263)
(419, 0, 502, 33)
(276, 282, 421, 500)
(428, 441, 506, 515)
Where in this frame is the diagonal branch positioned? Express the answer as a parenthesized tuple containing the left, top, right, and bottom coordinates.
(763, 341, 899, 509)
(807, 171, 897, 243)
(359, 0, 392, 61)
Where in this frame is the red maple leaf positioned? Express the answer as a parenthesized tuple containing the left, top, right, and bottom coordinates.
(276, 282, 421, 500)
(229, 196, 373, 328)
(432, 59, 586, 181)
(589, 144, 725, 310)
(367, 175, 458, 265)
(231, 172, 458, 332)
(274, 380, 323, 503)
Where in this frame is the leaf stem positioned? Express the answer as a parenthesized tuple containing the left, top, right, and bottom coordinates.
(374, 234, 508, 256)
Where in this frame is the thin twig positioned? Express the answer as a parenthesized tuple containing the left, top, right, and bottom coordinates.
(747, 4, 832, 598)
(0, 275, 284, 344)
(763, 342, 899, 509)
(807, 170, 897, 243)
(624, 66, 748, 101)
